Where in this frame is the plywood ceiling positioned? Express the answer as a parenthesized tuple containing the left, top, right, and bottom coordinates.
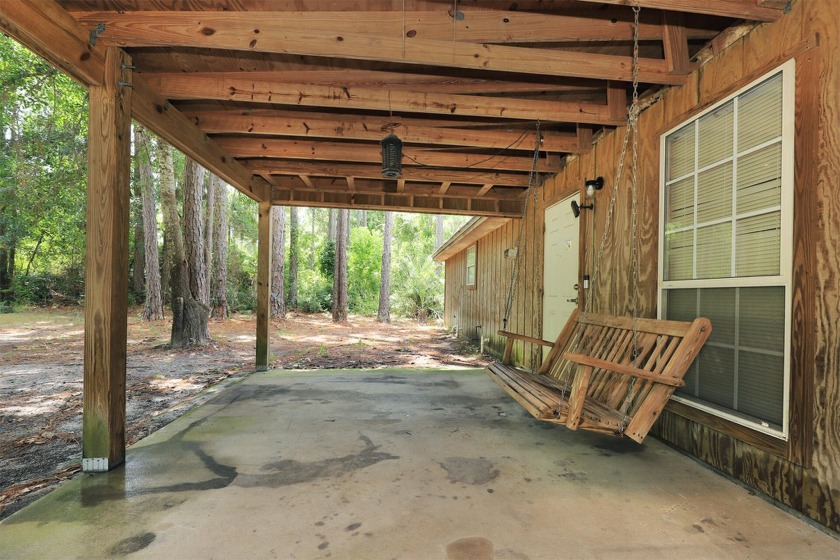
(54, 0, 784, 216)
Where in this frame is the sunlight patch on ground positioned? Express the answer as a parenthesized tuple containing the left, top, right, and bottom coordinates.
(0, 330, 37, 342)
(0, 394, 68, 417)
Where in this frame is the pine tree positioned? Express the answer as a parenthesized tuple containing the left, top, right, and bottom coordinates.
(271, 205, 286, 318)
(377, 211, 393, 323)
(332, 209, 349, 322)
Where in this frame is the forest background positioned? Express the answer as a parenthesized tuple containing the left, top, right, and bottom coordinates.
(0, 36, 469, 330)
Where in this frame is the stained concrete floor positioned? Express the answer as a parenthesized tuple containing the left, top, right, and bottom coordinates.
(1, 368, 836, 560)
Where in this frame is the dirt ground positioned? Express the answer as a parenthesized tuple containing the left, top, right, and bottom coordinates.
(0, 307, 487, 519)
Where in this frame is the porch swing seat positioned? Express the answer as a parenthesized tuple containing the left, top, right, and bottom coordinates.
(485, 309, 711, 443)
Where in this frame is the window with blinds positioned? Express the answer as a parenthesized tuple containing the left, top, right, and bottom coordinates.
(659, 63, 793, 438)
(466, 244, 476, 287)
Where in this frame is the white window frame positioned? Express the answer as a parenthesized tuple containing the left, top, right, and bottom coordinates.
(657, 60, 795, 440)
(466, 244, 477, 288)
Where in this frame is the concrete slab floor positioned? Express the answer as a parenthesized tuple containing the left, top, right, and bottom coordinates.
(1, 368, 836, 560)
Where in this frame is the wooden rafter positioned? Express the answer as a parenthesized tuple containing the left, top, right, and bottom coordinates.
(573, 0, 783, 21)
(0, 0, 268, 201)
(187, 110, 577, 153)
(75, 14, 685, 84)
(172, 70, 600, 95)
(240, 160, 531, 188)
(270, 186, 523, 218)
(269, 176, 520, 201)
(215, 138, 555, 173)
(143, 74, 625, 125)
(71, 9, 720, 45)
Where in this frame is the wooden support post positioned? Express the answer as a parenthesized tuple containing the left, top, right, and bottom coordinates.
(257, 201, 271, 371)
(256, 201, 272, 371)
(662, 12, 690, 74)
(82, 47, 132, 472)
(607, 81, 627, 122)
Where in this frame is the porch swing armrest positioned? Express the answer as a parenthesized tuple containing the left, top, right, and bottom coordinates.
(497, 331, 556, 347)
(562, 353, 686, 388)
(498, 330, 555, 366)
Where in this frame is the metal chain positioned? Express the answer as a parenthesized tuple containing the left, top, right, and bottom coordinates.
(502, 122, 542, 333)
(559, 2, 643, 398)
(629, 2, 642, 364)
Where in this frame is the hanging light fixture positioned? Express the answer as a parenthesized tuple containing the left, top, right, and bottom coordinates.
(381, 133, 403, 178)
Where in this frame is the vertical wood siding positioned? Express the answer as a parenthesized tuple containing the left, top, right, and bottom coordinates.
(441, 0, 840, 530)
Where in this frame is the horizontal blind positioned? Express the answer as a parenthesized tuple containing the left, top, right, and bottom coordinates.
(738, 73, 783, 152)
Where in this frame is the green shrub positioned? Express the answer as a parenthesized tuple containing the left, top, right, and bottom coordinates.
(297, 268, 332, 312)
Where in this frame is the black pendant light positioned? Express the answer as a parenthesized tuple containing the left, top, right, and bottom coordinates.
(381, 133, 403, 178)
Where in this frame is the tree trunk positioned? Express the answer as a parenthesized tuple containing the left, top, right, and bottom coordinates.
(271, 205, 286, 319)
(131, 146, 145, 298)
(332, 209, 349, 323)
(158, 140, 209, 346)
(309, 208, 316, 269)
(136, 128, 164, 321)
(204, 174, 217, 305)
(210, 180, 229, 320)
(435, 214, 444, 277)
(0, 224, 10, 303)
(328, 208, 337, 242)
(161, 231, 172, 307)
(183, 157, 208, 305)
(377, 211, 393, 323)
(358, 210, 367, 228)
(288, 205, 299, 308)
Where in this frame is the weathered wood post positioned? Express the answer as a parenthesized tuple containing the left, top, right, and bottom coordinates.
(256, 200, 272, 371)
(82, 47, 132, 472)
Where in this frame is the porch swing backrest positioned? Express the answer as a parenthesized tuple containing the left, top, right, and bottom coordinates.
(489, 309, 711, 442)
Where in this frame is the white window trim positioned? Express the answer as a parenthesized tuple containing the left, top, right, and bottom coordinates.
(657, 60, 795, 441)
(466, 244, 477, 287)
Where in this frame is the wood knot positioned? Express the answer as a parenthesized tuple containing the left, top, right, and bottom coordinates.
(249, 39, 258, 48)
(336, 36, 344, 42)
(201, 27, 216, 36)
(406, 30, 417, 38)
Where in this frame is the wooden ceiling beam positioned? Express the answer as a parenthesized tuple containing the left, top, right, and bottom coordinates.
(268, 176, 523, 201)
(217, 138, 555, 173)
(662, 12, 691, 74)
(573, 0, 783, 21)
(144, 74, 625, 125)
(270, 187, 523, 219)
(76, 15, 684, 84)
(179, 70, 600, 95)
(240, 160, 531, 187)
(178, 106, 519, 130)
(0, 1, 104, 87)
(0, 0, 266, 201)
(477, 184, 495, 197)
(71, 9, 719, 45)
(189, 110, 577, 153)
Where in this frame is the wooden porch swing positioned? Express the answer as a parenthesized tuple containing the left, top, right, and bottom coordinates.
(485, 4, 711, 443)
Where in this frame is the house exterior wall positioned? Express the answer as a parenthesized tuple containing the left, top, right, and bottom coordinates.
(444, 192, 549, 371)
(441, 0, 839, 530)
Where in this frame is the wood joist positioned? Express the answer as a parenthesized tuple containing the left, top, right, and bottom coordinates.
(3, 0, 785, 217)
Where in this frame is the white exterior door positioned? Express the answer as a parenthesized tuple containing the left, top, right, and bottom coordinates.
(543, 194, 580, 345)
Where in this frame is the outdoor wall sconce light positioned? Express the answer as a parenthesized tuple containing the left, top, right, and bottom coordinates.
(571, 199, 593, 218)
(572, 176, 603, 218)
(381, 133, 403, 178)
(584, 176, 604, 198)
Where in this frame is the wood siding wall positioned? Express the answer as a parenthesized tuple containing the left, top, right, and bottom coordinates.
(444, 188, 547, 370)
(442, 0, 839, 530)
